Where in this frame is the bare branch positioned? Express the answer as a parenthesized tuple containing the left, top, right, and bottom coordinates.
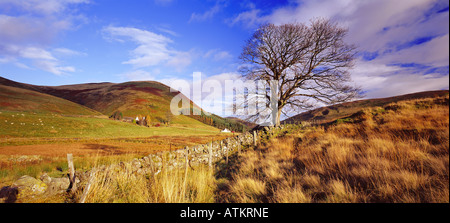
(239, 18, 361, 126)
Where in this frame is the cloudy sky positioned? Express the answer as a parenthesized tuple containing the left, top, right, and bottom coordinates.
(0, 0, 448, 116)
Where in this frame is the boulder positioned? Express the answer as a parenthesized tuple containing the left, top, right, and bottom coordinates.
(39, 173, 71, 195)
(12, 175, 47, 199)
(47, 177, 70, 195)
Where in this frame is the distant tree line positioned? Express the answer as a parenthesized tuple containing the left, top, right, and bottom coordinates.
(110, 111, 123, 120)
(110, 108, 247, 131)
(110, 110, 173, 127)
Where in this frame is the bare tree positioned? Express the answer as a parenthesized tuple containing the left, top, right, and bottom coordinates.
(239, 18, 361, 126)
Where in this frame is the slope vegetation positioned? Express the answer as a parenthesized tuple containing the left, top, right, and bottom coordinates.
(0, 76, 222, 139)
(0, 76, 233, 129)
(0, 84, 102, 116)
(283, 90, 449, 124)
(217, 93, 449, 203)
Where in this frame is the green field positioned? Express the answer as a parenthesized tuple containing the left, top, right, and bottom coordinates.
(0, 110, 221, 141)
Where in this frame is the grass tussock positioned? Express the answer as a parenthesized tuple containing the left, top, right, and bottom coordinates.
(217, 96, 449, 203)
(78, 161, 216, 203)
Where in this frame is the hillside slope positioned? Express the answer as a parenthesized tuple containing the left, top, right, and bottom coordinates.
(218, 94, 449, 203)
(0, 81, 220, 139)
(0, 76, 248, 131)
(283, 90, 449, 124)
(0, 77, 209, 126)
(0, 84, 102, 116)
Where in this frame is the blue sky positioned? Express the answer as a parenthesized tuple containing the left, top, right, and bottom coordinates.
(0, 0, 449, 116)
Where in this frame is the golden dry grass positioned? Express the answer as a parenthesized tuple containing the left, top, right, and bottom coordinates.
(8, 95, 447, 203)
(79, 162, 216, 203)
(0, 134, 230, 189)
(217, 96, 449, 203)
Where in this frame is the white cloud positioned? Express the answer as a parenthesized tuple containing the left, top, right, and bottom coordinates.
(52, 48, 86, 57)
(228, 8, 263, 28)
(189, 1, 225, 23)
(0, 15, 54, 46)
(156, 26, 178, 37)
(0, 44, 79, 75)
(377, 34, 449, 67)
(363, 72, 449, 99)
(0, 0, 90, 15)
(167, 51, 192, 71)
(102, 26, 192, 71)
(204, 49, 232, 61)
(230, 0, 449, 98)
(35, 60, 76, 75)
(0, 0, 88, 75)
(19, 47, 57, 61)
(213, 51, 232, 61)
(158, 71, 242, 116)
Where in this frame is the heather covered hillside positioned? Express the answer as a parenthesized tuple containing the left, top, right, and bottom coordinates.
(0, 84, 102, 116)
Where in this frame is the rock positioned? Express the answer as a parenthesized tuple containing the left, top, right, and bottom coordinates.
(12, 175, 47, 199)
(40, 173, 52, 185)
(46, 177, 70, 195)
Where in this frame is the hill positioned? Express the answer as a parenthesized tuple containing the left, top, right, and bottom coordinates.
(0, 84, 220, 139)
(216, 93, 449, 203)
(282, 90, 449, 124)
(0, 77, 192, 120)
(0, 76, 246, 130)
(0, 84, 102, 116)
(225, 116, 257, 129)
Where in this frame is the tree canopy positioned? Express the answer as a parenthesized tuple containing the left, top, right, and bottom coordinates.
(239, 18, 361, 126)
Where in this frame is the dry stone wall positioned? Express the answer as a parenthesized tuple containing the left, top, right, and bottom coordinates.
(85, 126, 284, 176)
(3, 126, 285, 202)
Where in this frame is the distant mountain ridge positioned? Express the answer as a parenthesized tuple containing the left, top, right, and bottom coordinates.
(1, 76, 198, 117)
(0, 76, 246, 130)
(2, 76, 447, 130)
(0, 83, 103, 116)
(282, 90, 449, 124)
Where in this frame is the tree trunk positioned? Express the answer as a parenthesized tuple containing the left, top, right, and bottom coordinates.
(275, 107, 282, 126)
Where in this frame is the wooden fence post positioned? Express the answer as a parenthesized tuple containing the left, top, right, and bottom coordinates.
(253, 130, 257, 147)
(67, 154, 77, 193)
(79, 169, 96, 203)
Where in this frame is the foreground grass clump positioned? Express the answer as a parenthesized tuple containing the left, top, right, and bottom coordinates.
(78, 162, 216, 203)
(217, 96, 449, 203)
